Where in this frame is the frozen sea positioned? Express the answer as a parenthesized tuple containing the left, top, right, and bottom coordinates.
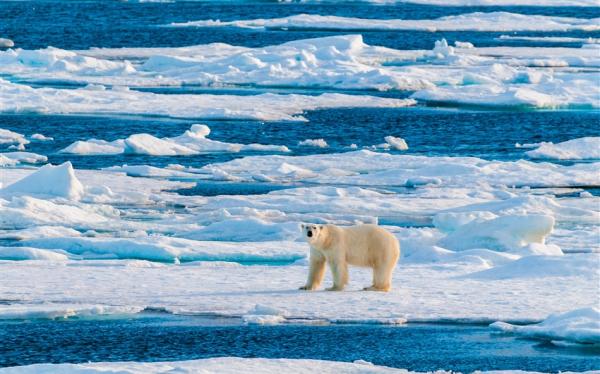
(0, 1, 599, 373)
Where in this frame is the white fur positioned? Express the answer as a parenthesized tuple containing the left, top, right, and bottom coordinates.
(299, 223, 400, 292)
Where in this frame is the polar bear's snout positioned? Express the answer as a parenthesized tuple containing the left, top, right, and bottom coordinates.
(300, 223, 323, 242)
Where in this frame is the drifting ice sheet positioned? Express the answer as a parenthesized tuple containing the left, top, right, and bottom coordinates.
(524, 137, 600, 160)
(491, 307, 600, 344)
(169, 12, 600, 32)
(60, 124, 290, 155)
(0, 78, 415, 121)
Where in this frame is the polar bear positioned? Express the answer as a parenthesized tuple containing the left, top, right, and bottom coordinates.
(299, 223, 400, 292)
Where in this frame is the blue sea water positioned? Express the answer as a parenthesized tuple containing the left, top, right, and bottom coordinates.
(1, 1, 599, 50)
(1, 109, 599, 171)
(1, 1, 599, 370)
(0, 314, 599, 371)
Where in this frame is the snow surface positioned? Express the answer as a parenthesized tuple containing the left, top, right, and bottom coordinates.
(200, 150, 600, 188)
(0, 128, 28, 145)
(0, 255, 597, 323)
(0, 151, 47, 167)
(0, 358, 405, 374)
(0, 38, 14, 48)
(169, 12, 600, 32)
(524, 137, 600, 160)
(1, 35, 598, 108)
(384, 136, 408, 151)
(60, 124, 290, 156)
(298, 138, 328, 148)
(497, 35, 600, 44)
(491, 307, 600, 345)
(0, 154, 598, 323)
(1, 162, 85, 200)
(0, 78, 414, 121)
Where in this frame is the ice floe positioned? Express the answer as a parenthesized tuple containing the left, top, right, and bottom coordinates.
(1, 162, 85, 200)
(411, 77, 600, 109)
(298, 138, 328, 148)
(468, 254, 599, 279)
(201, 150, 600, 187)
(0, 151, 47, 167)
(0, 38, 14, 48)
(497, 35, 600, 44)
(169, 12, 600, 32)
(1, 35, 598, 109)
(29, 133, 53, 142)
(383, 136, 408, 151)
(524, 137, 600, 160)
(0, 128, 28, 146)
(0, 303, 143, 321)
(0, 148, 598, 324)
(491, 307, 600, 345)
(0, 358, 405, 374)
(60, 124, 290, 156)
(0, 253, 596, 323)
(438, 214, 560, 254)
(0, 78, 414, 121)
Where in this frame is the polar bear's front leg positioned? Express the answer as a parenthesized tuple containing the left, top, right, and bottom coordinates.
(300, 248, 326, 291)
(326, 254, 348, 291)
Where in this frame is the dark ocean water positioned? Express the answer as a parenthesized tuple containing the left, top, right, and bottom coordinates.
(1, 109, 598, 170)
(0, 315, 599, 371)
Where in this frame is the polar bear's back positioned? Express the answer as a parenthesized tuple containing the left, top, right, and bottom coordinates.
(336, 224, 400, 267)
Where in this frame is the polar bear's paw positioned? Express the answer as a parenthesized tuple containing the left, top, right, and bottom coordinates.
(363, 285, 390, 292)
(325, 286, 344, 291)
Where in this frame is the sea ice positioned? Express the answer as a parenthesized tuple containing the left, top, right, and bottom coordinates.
(0, 151, 47, 166)
(0, 78, 414, 121)
(491, 307, 600, 345)
(1, 36, 598, 109)
(524, 137, 600, 160)
(168, 12, 600, 32)
(1, 162, 84, 200)
(0, 128, 28, 145)
(298, 138, 328, 148)
(0, 357, 405, 374)
(0, 38, 14, 48)
(200, 150, 600, 188)
(60, 124, 290, 156)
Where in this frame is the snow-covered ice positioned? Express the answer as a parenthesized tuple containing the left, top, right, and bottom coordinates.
(0, 358, 405, 374)
(524, 137, 600, 160)
(0, 78, 414, 121)
(491, 307, 600, 345)
(0, 38, 14, 48)
(0, 151, 47, 167)
(1, 162, 84, 200)
(298, 138, 329, 148)
(0, 128, 28, 146)
(1, 35, 598, 109)
(0, 152, 598, 324)
(60, 124, 290, 156)
(169, 12, 600, 32)
(199, 150, 600, 187)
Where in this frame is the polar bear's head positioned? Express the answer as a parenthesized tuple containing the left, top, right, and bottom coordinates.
(300, 223, 325, 245)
